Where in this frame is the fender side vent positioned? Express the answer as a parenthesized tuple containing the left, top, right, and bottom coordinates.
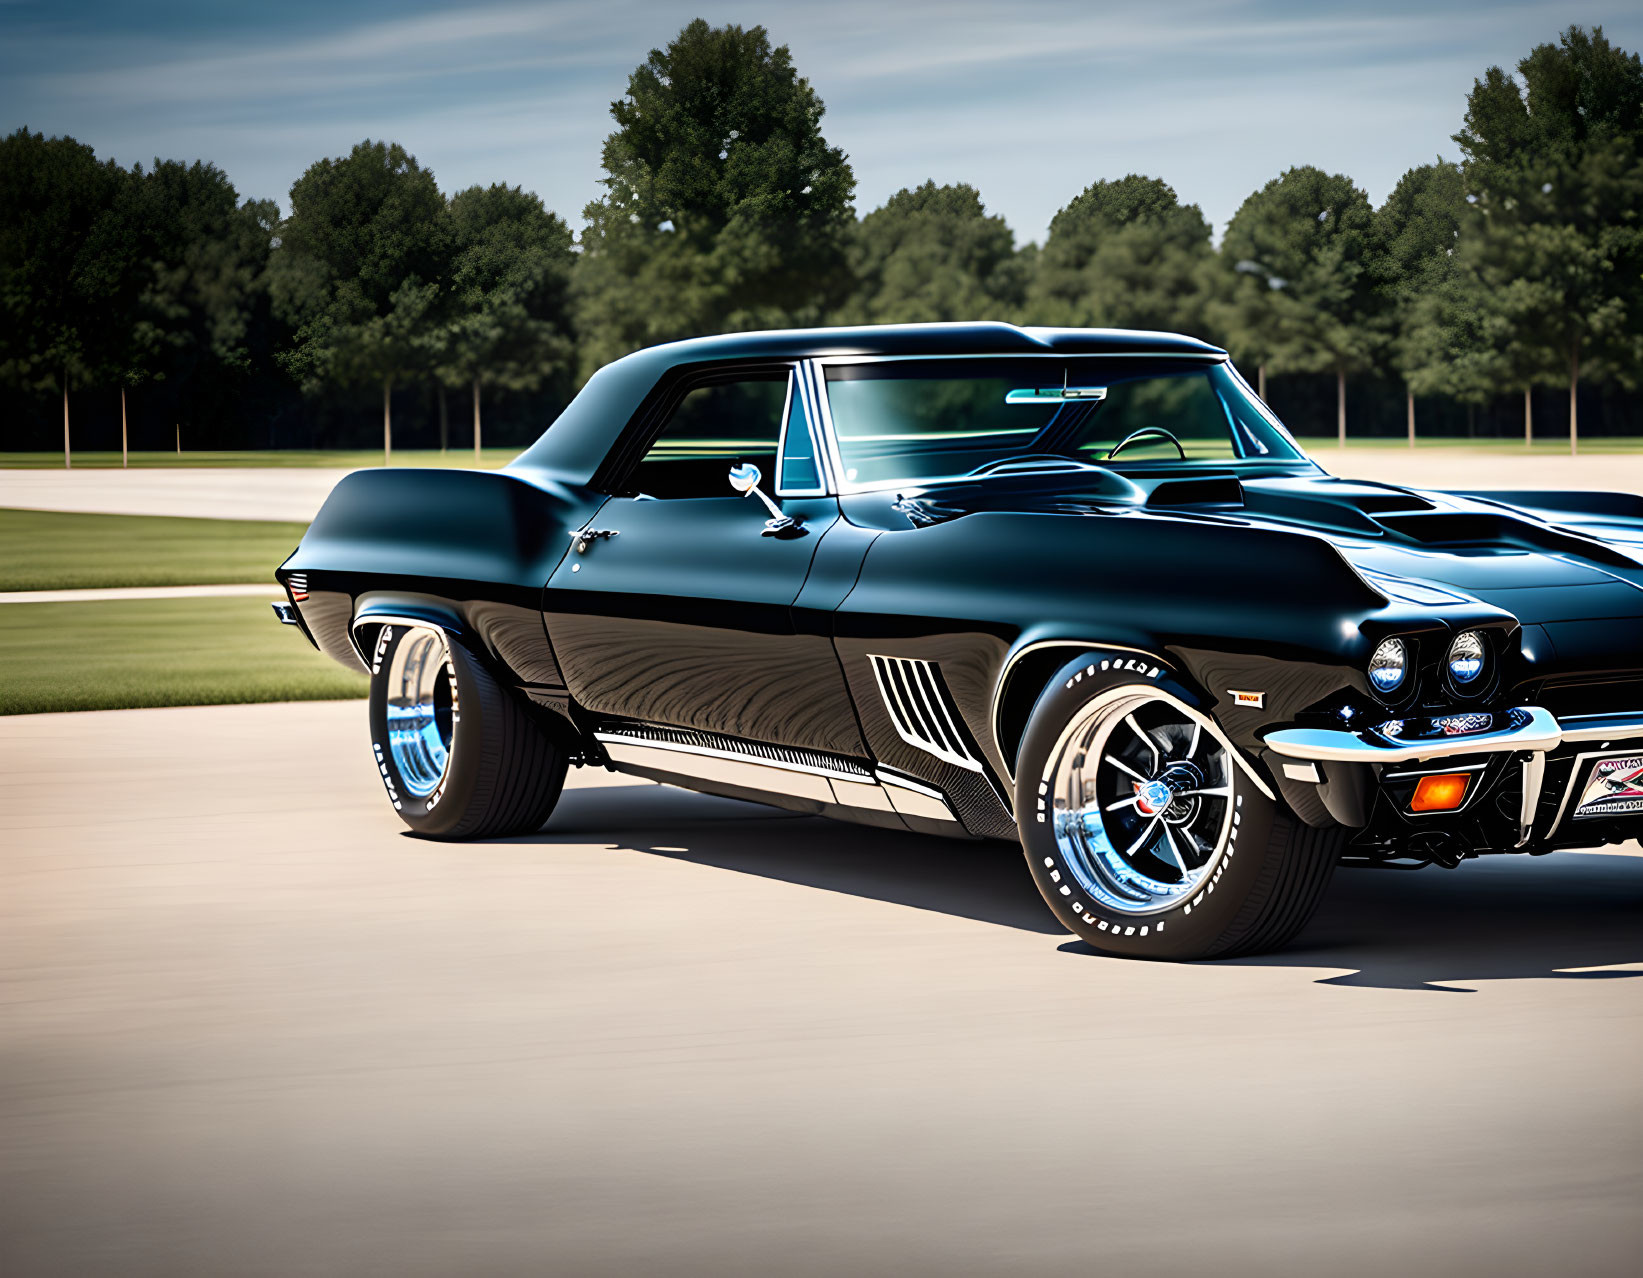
(869, 655, 984, 772)
(286, 573, 309, 602)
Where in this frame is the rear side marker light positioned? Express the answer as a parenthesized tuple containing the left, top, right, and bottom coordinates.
(1410, 773, 1470, 813)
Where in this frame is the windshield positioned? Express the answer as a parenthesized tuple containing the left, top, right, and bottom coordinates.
(821, 359, 1306, 488)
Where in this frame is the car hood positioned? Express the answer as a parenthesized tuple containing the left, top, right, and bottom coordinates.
(873, 469, 1643, 626)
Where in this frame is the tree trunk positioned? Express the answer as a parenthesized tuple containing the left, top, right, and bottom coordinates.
(121, 386, 128, 468)
(1524, 386, 1532, 448)
(1336, 366, 1346, 448)
(1406, 386, 1415, 448)
(473, 377, 482, 459)
(62, 370, 70, 470)
(383, 376, 393, 466)
(1257, 363, 1267, 402)
(175, 422, 181, 454)
(1569, 343, 1580, 457)
(438, 385, 448, 452)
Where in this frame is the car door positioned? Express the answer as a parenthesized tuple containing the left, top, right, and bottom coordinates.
(543, 365, 868, 757)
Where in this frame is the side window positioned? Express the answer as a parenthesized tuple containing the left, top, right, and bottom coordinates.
(630, 374, 788, 499)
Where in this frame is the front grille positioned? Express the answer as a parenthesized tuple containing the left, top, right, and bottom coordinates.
(1533, 677, 1643, 720)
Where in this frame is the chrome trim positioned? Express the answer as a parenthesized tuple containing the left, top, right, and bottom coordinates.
(596, 733, 838, 804)
(830, 775, 898, 813)
(1381, 761, 1491, 780)
(1518, 754, 1545, 847)
(348, 609, 462, 665)
(875, 769, 960, 822)
(1262, 706, 1563, 765)
(869, 654, 984, 772)
(593, 729, 960, 822)
(1559, 713, 1643, 743)
(1281, 762, 1321, 783)
(989, 639, 1173, 784)
(271, 601, 299, 625)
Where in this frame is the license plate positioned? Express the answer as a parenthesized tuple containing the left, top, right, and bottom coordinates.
(1571, 753, 1643, 821)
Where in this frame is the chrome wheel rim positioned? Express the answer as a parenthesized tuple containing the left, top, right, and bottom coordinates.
(385, 628, 454, 798)
(1047, 692, 1233, 916)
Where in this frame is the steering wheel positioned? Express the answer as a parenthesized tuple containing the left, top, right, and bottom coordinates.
(1104, 427, 1186, 461)
(963, 452, 1095, 478)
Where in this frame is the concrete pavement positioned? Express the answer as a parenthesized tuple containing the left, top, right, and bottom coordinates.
(4, 449, 1643, 527)
(0, 467, 353, 521)
(0, 583, 281, 604)
(2, 700, 1639, 1276)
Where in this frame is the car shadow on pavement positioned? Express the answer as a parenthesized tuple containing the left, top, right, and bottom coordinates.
(522, 782, 1643, 988)
(1225, 851, 1643, 992)
(522, 781, 1064, 935)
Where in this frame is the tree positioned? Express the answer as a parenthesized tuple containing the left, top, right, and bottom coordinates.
(0, 128, 128, 466)
(271, 140, 448, 461)
(1371, 160, 1468, 445)
(574, 20, 855, 375)
(1026, 175, 1213, 335)
(843, 182, 1023, 323)
(1220, 167, 1380, 445)
(437, 184, 574, 455)
(1453, 25, 1643, 454)
(116, 160, 275, 461)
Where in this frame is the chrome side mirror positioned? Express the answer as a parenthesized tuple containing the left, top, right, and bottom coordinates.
(727, 463, 804, 537)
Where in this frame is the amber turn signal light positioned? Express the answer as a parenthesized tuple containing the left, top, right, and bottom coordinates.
(1410, 773, 1470, 813)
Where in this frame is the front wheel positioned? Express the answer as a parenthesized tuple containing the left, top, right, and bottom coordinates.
(367, 623, 567, 839)
(1015, 660, 1340, 960)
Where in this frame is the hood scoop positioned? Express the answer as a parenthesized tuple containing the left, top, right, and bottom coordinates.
(1144, 475, 1244, 508)
(1372, 509, 1636, 568)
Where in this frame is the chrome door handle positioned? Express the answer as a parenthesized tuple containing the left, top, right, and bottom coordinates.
(569, 528, 618, 554)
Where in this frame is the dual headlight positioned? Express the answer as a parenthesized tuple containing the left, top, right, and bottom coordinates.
(1368, 631, 1488, 698)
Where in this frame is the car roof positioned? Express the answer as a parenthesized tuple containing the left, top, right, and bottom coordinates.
(631, 321, 1225, 362)
(511, 322, 1228, 485)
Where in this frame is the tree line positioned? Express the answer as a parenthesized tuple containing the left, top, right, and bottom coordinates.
(3, 19, 1641, 460)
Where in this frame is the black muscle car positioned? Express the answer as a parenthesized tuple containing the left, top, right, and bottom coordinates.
(274, 322, 1643, 960)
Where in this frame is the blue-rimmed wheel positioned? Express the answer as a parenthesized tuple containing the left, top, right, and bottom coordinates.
(367, 624, 567, 839)
(1016, 657, 1341, 960)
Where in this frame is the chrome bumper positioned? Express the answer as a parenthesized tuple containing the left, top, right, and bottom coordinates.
(1263, 707, 1643, 765)
(1264, 707, 1643, 847)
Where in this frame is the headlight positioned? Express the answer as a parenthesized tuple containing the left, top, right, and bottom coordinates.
(1368, 637, 1407, 694)
(1447, 630, 1486, 686)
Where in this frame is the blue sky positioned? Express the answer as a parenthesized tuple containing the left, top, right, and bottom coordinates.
(3, 1, 1636, 243)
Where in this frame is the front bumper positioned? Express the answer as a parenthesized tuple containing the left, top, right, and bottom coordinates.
(1263, 707, 1643, 848)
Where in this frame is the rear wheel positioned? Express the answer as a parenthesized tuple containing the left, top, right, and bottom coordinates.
(1016, 659, 1340, 960)
(367, 624, 567, 839)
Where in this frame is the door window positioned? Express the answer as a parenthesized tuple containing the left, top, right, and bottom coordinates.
(629, 374, 789, 499)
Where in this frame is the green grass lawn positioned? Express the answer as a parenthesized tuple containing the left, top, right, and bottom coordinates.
(0, 509, 308, 591)
(0, 448, 517, 469)
(0, 596, 367, 714)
